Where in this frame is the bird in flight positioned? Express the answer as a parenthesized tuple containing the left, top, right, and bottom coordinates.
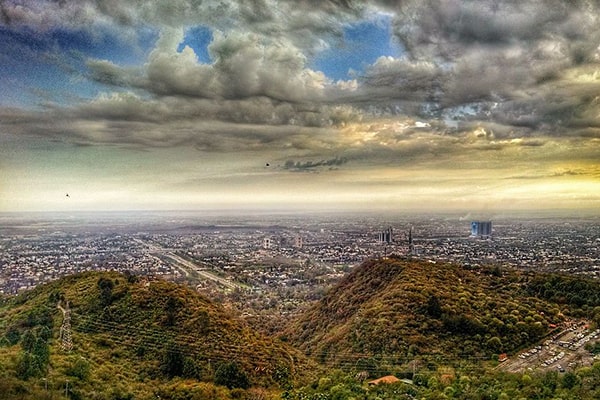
(66, 193, 70, 198)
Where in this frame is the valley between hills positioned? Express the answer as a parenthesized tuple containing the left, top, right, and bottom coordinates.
(3, 256, 600, 399)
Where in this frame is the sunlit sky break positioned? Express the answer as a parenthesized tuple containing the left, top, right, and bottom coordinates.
(1, 1, 599, 213)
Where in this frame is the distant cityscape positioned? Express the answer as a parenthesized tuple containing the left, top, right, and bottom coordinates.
(1, 212, 599, 298)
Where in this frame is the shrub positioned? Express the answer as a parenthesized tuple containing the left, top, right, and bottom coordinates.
(215, 362, 250, 389)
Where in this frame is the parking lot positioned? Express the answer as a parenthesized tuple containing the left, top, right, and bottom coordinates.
(498, 322, 600, 374)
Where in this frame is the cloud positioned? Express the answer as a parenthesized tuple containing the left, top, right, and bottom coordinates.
(358, 56, 443, 104)
(283, 156, 349, 171)
(552, 169, 587, 177)
(73, 89, 363, 129)
(86, 26, 359, 105)
(0, 93, 358, 154)
(82, 25, 372, 134)
(508, 166, 597, 181)
(358, 0, 600, 132)
(5, 0, 600, 159)
(8, 0, 599, 139)
(86, 59, 133, 87)
(388, 1, 585, 59)
(0, 0, 358, 54)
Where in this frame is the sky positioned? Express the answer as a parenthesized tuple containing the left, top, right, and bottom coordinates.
(0, 0, 599, 214)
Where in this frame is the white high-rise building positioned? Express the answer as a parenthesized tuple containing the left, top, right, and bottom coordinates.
(263, 237, 272, 249)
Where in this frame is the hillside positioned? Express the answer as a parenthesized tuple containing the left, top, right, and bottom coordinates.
(0, 271, 317, 400)
(285, 256, 596, 371)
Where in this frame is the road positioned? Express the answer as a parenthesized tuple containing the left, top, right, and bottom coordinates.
(162, 251, 241, 290)
(133, 238, 243, 290)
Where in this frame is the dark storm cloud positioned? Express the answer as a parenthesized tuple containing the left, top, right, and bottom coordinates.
(358, 57, 443, 104)
(483, 75, 600, 135)
(283, 156, 349, 171)
(0, 97, 352, 154)
(388, 0, 576, 59)
(4, 0, 600, 156)
(357, 0, 600, 135)
(73, 91, 362, 129)
(0, 1, 343, 55)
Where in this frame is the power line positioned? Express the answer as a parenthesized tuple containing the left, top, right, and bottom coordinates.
(65, 308, 492, 377)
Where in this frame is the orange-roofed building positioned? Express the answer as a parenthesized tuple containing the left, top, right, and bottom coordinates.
(368, 375, 400, 386)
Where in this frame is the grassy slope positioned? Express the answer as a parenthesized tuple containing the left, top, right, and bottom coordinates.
(0, 271, 317, 399)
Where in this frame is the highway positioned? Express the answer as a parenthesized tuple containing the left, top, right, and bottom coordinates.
(133, 238, 242, 290)
(162, 251, 240, 290)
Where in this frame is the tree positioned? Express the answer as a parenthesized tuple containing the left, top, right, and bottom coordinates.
(15, 351, 43, 379)
(273, 364, 293, 390)
(17, 329, 50, 379)
(182, 357, 202, 380)
(20, 330, 36, 353)
(562, 371, 579, 389)
(161, 342, 184, 378)
(97, 277, 115, 307)
(214, 362, 250, 389)
(5, 325, 21, 345)
(37, 325, 52, 342)
(541, 370, 558, 395)
(426, 295, 443, 318)
(164, 296, 182, 326)
(67, 357, 91, 381)
(32, 336, 50, 366)
(486, 336, 503, 353)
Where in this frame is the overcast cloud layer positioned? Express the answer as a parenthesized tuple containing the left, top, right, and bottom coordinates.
(0, 0, 599, 212)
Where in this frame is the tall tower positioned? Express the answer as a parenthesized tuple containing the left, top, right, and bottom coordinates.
(378, 227, 393, 244)
(471, 221, 492, 238)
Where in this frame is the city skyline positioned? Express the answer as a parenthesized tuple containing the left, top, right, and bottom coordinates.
(1, 1, 599, 213)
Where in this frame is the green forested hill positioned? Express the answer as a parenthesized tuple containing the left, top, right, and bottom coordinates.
(4, 260, 600, 400)
(0, 271, 316, 400)
(285, 256, 583, 369)
(280, 257, 600, 399)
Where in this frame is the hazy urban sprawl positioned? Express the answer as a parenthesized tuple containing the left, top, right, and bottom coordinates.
(2, 211, 598, 301)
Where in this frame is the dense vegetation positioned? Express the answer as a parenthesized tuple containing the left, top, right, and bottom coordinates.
(527, 273, 600, 311)
(285, 257, 591, 370)
(3, 258, 600, 399)
(0, 271, 316, 399)
(280, 256, 600, 399)
(283, 363, 600, 399)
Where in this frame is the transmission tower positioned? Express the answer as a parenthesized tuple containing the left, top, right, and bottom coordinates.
(58, 300, 73, 353)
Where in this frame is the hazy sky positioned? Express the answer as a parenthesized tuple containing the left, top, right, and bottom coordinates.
(1, 0, 599, 213)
